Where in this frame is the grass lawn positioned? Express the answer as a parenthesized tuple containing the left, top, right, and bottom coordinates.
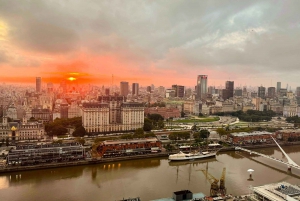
(172, 117, 220, 123)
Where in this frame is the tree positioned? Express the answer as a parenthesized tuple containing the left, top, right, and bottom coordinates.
(216, 128, 227, 137)
(135, 128, 144, 135)
(168, 133, 178, 141)
(72, 126, 87, 137)
(133, 128, 145, 138)
(48, 125, 68, 136)
(148, 114, 164, 121)
(199, 129, 210, 139)
(145, 132, 156, 138)
(181, 111, 185, 118)
(157, 120, 164, 129)
(143, 118, 153, 131)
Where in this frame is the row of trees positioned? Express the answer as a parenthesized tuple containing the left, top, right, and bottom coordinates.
(286, 116, 300, 123)
(45, 117, 86, 137)
(215, 110, 276, 122)
(119, 128, 156, 139)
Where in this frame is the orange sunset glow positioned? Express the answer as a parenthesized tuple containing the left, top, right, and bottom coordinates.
(0, 1, 299, 88)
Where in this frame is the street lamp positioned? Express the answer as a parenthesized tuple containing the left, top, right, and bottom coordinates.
(247, 169, 254, 181)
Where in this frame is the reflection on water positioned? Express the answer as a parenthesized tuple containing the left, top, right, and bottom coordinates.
(1, 146, 300, 201)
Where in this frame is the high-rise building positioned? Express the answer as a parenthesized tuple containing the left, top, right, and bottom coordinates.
(296, 87, 300, 97)
(277, 82, 281, 93)
(177, 85, 185, 98)
(267, 87, 276, 98)
(120, 82, 129, 96)
(146, 86, 152, 93)
(158, 86, 165, 96)
(171, 85, 185, 98)
(208, 86, 215, 95)
(225, 81, 234, 99)
(242, 86, 247, 97)
(258, 86, 266, 99)
(132, 83, 139, 96)
(172, 85, 178, 97)
(196, 75, 208, 100)
(105, 88, 110, 96)
(47, 82, 53, 93)
(234, 88, 242, 96)
(36, 77, 41, 93)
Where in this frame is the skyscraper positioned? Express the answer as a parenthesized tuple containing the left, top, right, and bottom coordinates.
(296, 87, 300, 97)
(225, 81, 234, 99)
(267, 87, 276, 98)
(258, 86, 266, 99)
(36, 77, 41, 93)
(196, 75, 207, 100)
(277, 82, 281, 93)
(120, 82, 129, 96)
(132, 83, 139, 96)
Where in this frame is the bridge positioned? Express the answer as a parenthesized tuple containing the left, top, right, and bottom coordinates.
(235, 137, 300, 171)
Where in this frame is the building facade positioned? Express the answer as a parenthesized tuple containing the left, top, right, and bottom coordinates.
(36, 77, 41, 93)
(120, 82, 129, 96)
(196, 75, 207, 100)
(258, 86, 266, 99)
(132, 83, 139, 96)
(82, 98, 144, 134)
(0, 116, 45, 141)
(267, 87, 276, 98)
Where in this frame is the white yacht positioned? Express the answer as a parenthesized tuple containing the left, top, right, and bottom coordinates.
(168, 150, 217, 161)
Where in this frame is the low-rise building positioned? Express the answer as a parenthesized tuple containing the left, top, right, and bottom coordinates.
(228, 131, 274, 144)
(250, 182, 300, 201)
(0, 116, 45, 141)
(97, 138, 162, 158)
(6, 142, 84, 166)
(275, 129, 300, 141)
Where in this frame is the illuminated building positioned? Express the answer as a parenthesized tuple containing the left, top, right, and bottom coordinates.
(132, 83, 139, 96)
(0, 116, 45, 141)
(36, 77, 41, 93)
(120, 81, 129, 96)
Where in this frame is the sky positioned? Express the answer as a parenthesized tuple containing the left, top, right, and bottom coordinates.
(0, 0, 300, 88)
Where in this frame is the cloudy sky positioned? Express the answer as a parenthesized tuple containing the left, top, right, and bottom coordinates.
(0, 0, 300, 88)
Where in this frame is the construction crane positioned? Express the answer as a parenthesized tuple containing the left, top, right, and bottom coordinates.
(219, 168, 226, 195)
(199, 169, 219, 196)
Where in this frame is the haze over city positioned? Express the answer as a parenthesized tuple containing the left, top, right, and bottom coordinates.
(1, 1, 300, 88)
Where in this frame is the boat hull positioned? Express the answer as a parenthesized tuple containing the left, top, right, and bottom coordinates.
(168, 152, 216, 161)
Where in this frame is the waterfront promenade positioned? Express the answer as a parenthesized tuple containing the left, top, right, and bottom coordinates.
(1, 141, 300, 174)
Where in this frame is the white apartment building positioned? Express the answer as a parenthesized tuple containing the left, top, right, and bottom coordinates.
(82, 101, 144, 133)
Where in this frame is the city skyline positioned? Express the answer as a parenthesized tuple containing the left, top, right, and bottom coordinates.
(1, 1, 300, 87)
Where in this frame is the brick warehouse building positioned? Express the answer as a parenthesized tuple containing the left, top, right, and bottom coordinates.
(228, 131, 275, 144)
(97, 138, 162, 158)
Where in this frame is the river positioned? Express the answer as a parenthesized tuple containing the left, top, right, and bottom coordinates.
(1, 145, 300, 201)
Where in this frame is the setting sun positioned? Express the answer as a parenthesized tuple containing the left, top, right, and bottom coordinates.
(68, 77, 76, 81)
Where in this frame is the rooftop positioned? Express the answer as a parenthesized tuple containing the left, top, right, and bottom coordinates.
(252, 182, 300, 201)
(230, 131, 273, 137)
(103, 138, 159, 145)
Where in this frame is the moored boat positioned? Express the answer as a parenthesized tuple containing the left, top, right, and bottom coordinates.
(168, 150, 217, 161)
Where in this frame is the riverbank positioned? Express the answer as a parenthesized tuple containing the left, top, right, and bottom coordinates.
(0, 153, 169, 174)
(1, 141, 300, 174)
